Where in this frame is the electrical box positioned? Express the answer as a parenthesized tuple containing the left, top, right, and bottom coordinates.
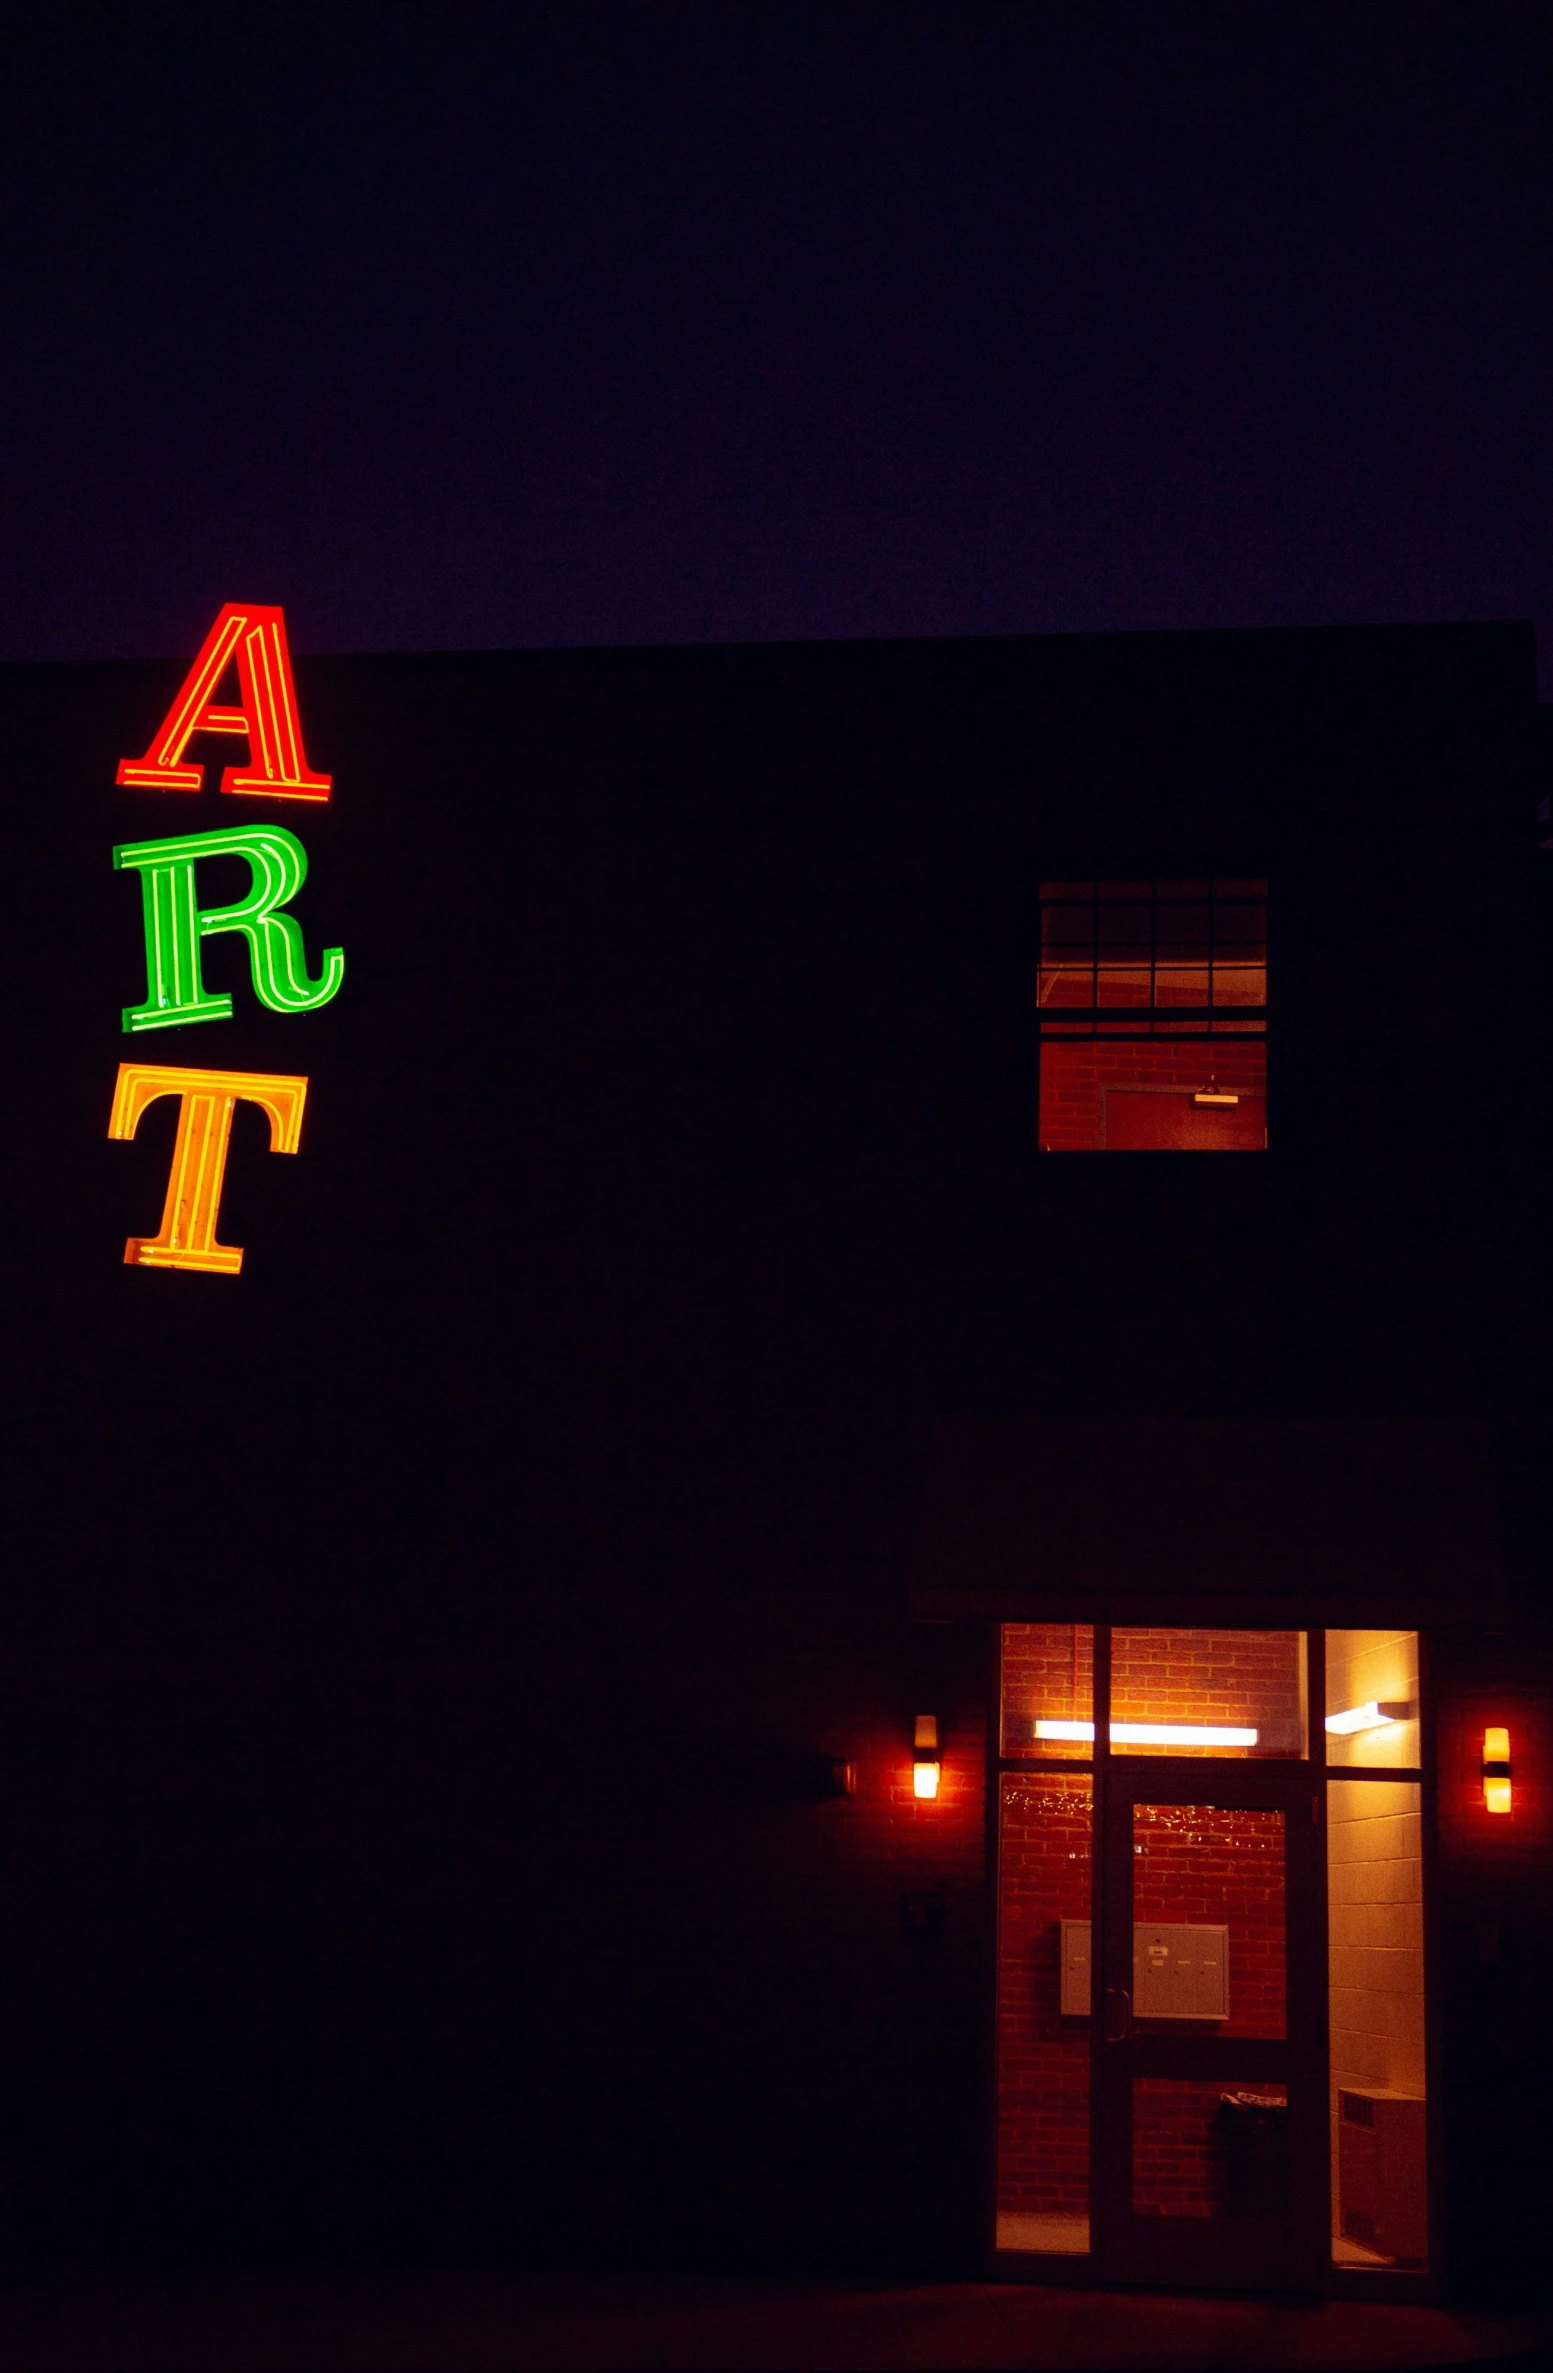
(1056, 1921, 1230, 2019)
(1059, 1918, 1092, 2015)
(1133, 1923, 1230, 2019)
(1338, 2089, 1427, 2263)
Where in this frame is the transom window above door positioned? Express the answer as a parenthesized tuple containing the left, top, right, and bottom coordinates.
(1037, 879, 1268, 1151)
(1000, 1624, 1306, 1760)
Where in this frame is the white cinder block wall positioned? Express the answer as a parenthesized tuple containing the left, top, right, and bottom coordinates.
(1325, 1632, 1425, 2251)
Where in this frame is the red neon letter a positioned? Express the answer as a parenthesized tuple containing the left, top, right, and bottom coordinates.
(116, 603, 332, 800)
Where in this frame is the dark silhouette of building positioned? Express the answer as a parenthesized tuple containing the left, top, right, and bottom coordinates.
(0, 619, 1546, 2300)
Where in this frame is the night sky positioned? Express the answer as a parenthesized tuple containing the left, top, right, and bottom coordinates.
(4, 5, 1550, 680)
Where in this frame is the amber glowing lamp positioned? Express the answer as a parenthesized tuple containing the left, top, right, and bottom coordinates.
(913, 1715, 941, 1800)
(1483, 1727, 1512, 1814)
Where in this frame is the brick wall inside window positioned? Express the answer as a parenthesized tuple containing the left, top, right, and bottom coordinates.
(1038, 1040, 1267, 1151)
(1133, 2077, 1287, 2220)
(1000, 1622, 1094, 1756)
(1112, 1627, 1304, 1759)
(996, 1785, 1287, 2217)
(996, 1773, 1093, 2214)
(1134, 1804, 1286, 2040)
(1001, 1624, 1304, 1761)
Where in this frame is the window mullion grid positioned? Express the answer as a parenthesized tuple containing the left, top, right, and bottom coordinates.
(996, 1755, 1097, 1774)
(1207, 877, 1217, 1036)
(1327, 1766, 1423, 1785)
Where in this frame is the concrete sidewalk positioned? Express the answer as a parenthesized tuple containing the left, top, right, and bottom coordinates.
(0, 2270, 1548, 2372)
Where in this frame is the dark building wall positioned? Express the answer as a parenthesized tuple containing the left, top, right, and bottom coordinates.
(0, 623, 1545, 2278)
(0, 1439, 993, 2273)
(1431, 1625, 1553, 2298)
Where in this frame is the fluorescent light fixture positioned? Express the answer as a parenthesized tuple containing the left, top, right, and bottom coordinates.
(1034, 1720, 1259, 1748)
(1193, 1091, 1240, 1107)
(1325, 1701, 1414, 1736)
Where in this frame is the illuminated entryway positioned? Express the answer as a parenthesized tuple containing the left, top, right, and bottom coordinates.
(993, 1626, 1428, 2290)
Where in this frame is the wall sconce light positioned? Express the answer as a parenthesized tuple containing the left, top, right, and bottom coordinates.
(1325, 1701, 1414, 1736)
(913, 1715, 941, 1799)
(1483, 1726, 1512, 1814)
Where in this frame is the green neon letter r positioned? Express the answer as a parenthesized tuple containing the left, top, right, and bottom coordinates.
(115, 825, 345, 1033)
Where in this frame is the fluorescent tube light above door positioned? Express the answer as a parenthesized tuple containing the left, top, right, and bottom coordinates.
(1034, 1720, 1259, 1748)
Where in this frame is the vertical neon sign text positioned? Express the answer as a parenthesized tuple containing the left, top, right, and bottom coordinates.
(109, 603, 339, 1272)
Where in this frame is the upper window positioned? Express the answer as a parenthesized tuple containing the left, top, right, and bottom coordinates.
(1037, 879, 1268, 1151)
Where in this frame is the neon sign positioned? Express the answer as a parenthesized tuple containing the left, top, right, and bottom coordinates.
(115, 825, 345, 1031)
(109, 603, 339, 1272)
(109, 1064, 308, 1274)
(115, 602, 332, 798)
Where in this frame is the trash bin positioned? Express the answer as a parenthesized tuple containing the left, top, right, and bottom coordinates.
(1218, 2092, 1289, 2218)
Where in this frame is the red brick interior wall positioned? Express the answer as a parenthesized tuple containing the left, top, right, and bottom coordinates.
(1133, 2077, 1287, 2219)
(1038, 1040, 1267, 1151)
(1001, 1626, 1301, 1760)
(1111, 1628, 1304, 1759)
(1133, 1805, 1286, 2039)
(996, 1774, 1092, 2213)
(1000, 1623, 1093, 1754)
(997, 1627, 1295, 2219)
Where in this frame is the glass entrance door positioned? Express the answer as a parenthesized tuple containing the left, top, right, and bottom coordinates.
(1094, 1761, 1326, 2287)
(994, 1623, 1332, 2289)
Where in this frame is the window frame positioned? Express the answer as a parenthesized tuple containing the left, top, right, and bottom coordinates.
(1036, 877, 1269, 1040)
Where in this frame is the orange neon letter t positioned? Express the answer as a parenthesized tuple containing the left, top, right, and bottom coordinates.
(116, 603, 332, 799)
(109, 1063, 308, 1275)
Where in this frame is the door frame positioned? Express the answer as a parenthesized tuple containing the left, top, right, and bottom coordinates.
(1090, 1747, 1329, 2288)
(987, 1618, 1451, 2293)
(988, 1618, 1441, 2297)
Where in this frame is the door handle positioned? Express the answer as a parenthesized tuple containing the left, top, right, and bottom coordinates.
(1103, 1987, 1131, 2043)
